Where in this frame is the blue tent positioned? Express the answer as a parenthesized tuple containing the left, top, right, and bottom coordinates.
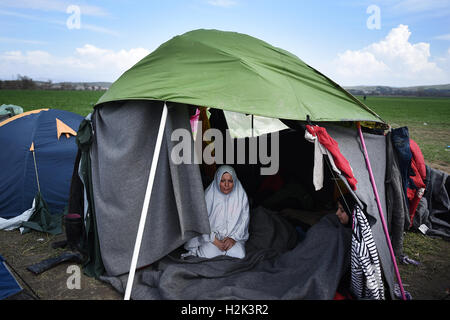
(0, 254, 22, 300)
(0, 109, 83, 219)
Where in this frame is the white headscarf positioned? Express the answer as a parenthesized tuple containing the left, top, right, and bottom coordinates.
(204, 165, 250, 242)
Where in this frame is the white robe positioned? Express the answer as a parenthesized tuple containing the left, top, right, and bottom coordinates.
(184, 165, 250, 259)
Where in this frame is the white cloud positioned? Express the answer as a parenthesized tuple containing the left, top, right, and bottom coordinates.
(0, 0, 108, 16)
(435, 47, 450, 72)
(333, 24, 450, 86)
(82, 23, 121, 37)
(0, 44, 150, 82)
(391, 0, 450, 13)
(207, 0, 238, 8)
(374, 0, 450, 20)
(434, 34, 450, 41)
(336, 50, 389, 78)
(0, 8, 119, 36)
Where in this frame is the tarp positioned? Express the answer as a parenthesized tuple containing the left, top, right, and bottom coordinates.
(0, 255, 22, 300)
(0, 104, 23, 122)
(96, 29, 384, 124)
(20, 192, 62, 235)
(0, 109, 83, 219)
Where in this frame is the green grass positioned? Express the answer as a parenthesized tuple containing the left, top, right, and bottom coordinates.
(357, 96, 450, 167)
(357, 96, 450, 129)
(0, 89, 104, 117)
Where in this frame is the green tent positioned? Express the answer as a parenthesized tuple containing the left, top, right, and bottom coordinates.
(76, 29, 407, 300)
(97, 29, 384, 125)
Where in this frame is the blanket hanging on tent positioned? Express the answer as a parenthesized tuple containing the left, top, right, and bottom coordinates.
(350, 204, 384, 300)
(75, 117, 106, 278)
(306, 125, 357, 190)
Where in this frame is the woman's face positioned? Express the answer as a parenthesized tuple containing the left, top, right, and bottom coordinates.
(219, 172, 234, 194)
(336, 201, 349, 225)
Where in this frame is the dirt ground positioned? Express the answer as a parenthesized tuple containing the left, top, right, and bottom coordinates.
(0, 229, 121, 300)
(398, 231, 450, 300)
(1, 223, 449, 301)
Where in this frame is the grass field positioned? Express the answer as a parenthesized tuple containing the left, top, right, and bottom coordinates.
(356, 96, 450, 171)
(1, 90, 449, 170)
(0, 89, 102, 118)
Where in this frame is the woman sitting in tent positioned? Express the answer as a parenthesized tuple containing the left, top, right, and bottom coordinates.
(183, 165, 250, 259)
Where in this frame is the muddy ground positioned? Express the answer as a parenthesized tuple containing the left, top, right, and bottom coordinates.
(1, 225, 449, 301)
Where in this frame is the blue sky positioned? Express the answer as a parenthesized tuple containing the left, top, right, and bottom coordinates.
(1, 0, 450, 86)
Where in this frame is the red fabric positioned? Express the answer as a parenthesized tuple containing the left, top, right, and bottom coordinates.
(65, 213, 81, 219)
(409, 160, 426, 190)
(333, 291, 353, 300)
(408, 195, 422, 226)
(407, 139, 426, 227)
(306, 125, 358, 190)
(333, 292, 346, 300)
(410, 139, 426, 181)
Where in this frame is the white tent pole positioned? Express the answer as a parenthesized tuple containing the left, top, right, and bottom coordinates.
(124, 102, 168, 300)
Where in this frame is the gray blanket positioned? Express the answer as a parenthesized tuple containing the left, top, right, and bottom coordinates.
(101, 206, 352, 300)
(91, 102, 211, 276)
(414, 165, 450, 239)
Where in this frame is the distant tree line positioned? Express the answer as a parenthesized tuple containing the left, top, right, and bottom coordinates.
(0, 75, 107, 91)
(347, 86, 450, 97)
(0, 75, 37, 90)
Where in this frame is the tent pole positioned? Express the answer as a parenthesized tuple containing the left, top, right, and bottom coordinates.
(124, 102, 168, 300)
(30, 143, 41, 193)
(251, 114, 254, 137)
(357, 122, 406, 300)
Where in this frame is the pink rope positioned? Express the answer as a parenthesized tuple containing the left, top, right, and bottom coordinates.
(357, 123, 407, 301)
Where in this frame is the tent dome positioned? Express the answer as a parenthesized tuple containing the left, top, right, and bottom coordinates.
(0, 109, 83, 219)
(97, 29, 384, 124)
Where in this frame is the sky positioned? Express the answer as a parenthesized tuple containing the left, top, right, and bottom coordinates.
(1, 0, 450, 87)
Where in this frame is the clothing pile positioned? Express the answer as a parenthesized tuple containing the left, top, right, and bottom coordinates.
(390, 126, 450, 239)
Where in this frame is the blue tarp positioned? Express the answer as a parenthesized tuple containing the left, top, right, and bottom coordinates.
(0, 254, 22, 300)
(0, 109, 83, 219)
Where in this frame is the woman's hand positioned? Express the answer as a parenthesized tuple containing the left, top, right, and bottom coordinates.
(213, 237, 226, 251)
(222, 237, 236, 251)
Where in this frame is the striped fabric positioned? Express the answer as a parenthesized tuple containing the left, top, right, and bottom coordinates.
(350, 205, 385, 300)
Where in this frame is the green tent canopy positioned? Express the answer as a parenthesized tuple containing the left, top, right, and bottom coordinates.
(96, 29, 385, 124)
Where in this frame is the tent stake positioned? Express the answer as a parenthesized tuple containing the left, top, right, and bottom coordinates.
(357, 122, 406, 300)
(124, 103, 168, 300)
